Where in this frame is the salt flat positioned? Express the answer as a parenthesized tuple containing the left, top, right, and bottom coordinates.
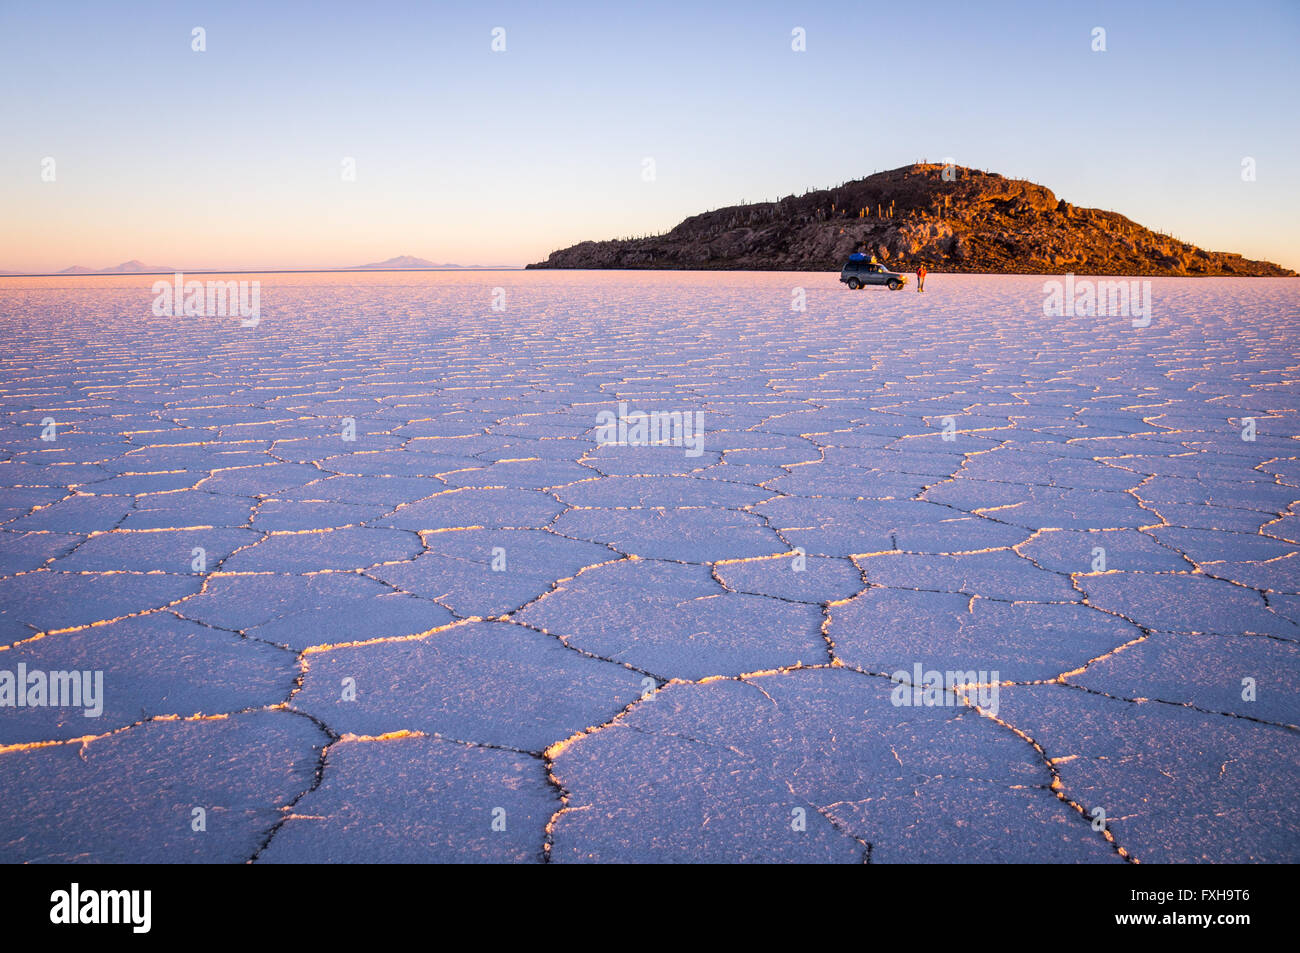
(0, 270, 1296, 863)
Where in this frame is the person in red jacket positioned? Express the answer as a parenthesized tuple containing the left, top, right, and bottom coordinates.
(916, 264, 927, 292)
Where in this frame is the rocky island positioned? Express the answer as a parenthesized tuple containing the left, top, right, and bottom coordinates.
(528, 163, 1294, 276)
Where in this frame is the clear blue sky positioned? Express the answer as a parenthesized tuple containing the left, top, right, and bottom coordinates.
(2, 0, 1297, 271)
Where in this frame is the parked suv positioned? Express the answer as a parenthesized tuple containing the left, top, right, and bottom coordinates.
(841, 260, 907, 290)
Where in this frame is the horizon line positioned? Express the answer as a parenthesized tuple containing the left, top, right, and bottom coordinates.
(2, 268, 1296, 280)
(0, 267, 528, 278)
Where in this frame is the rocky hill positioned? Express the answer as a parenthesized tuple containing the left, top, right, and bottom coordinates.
(527, 163, 1294, 276)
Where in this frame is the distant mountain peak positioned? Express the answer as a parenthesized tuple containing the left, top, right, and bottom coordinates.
(106, 260, 175, 273)
(8, 257, 517, 277)
(57, 260, 175, 275)
(355, 255, 442, 269)
(350, 256, 513, 270)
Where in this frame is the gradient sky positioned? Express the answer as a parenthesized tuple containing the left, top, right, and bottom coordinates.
(2, 0, 1297, 272)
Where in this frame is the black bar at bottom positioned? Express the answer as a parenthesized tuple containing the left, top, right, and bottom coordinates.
(0, 863, 1281, 941)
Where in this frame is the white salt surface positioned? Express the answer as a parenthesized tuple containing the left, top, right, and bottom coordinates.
(0, 270, 1296, 862)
